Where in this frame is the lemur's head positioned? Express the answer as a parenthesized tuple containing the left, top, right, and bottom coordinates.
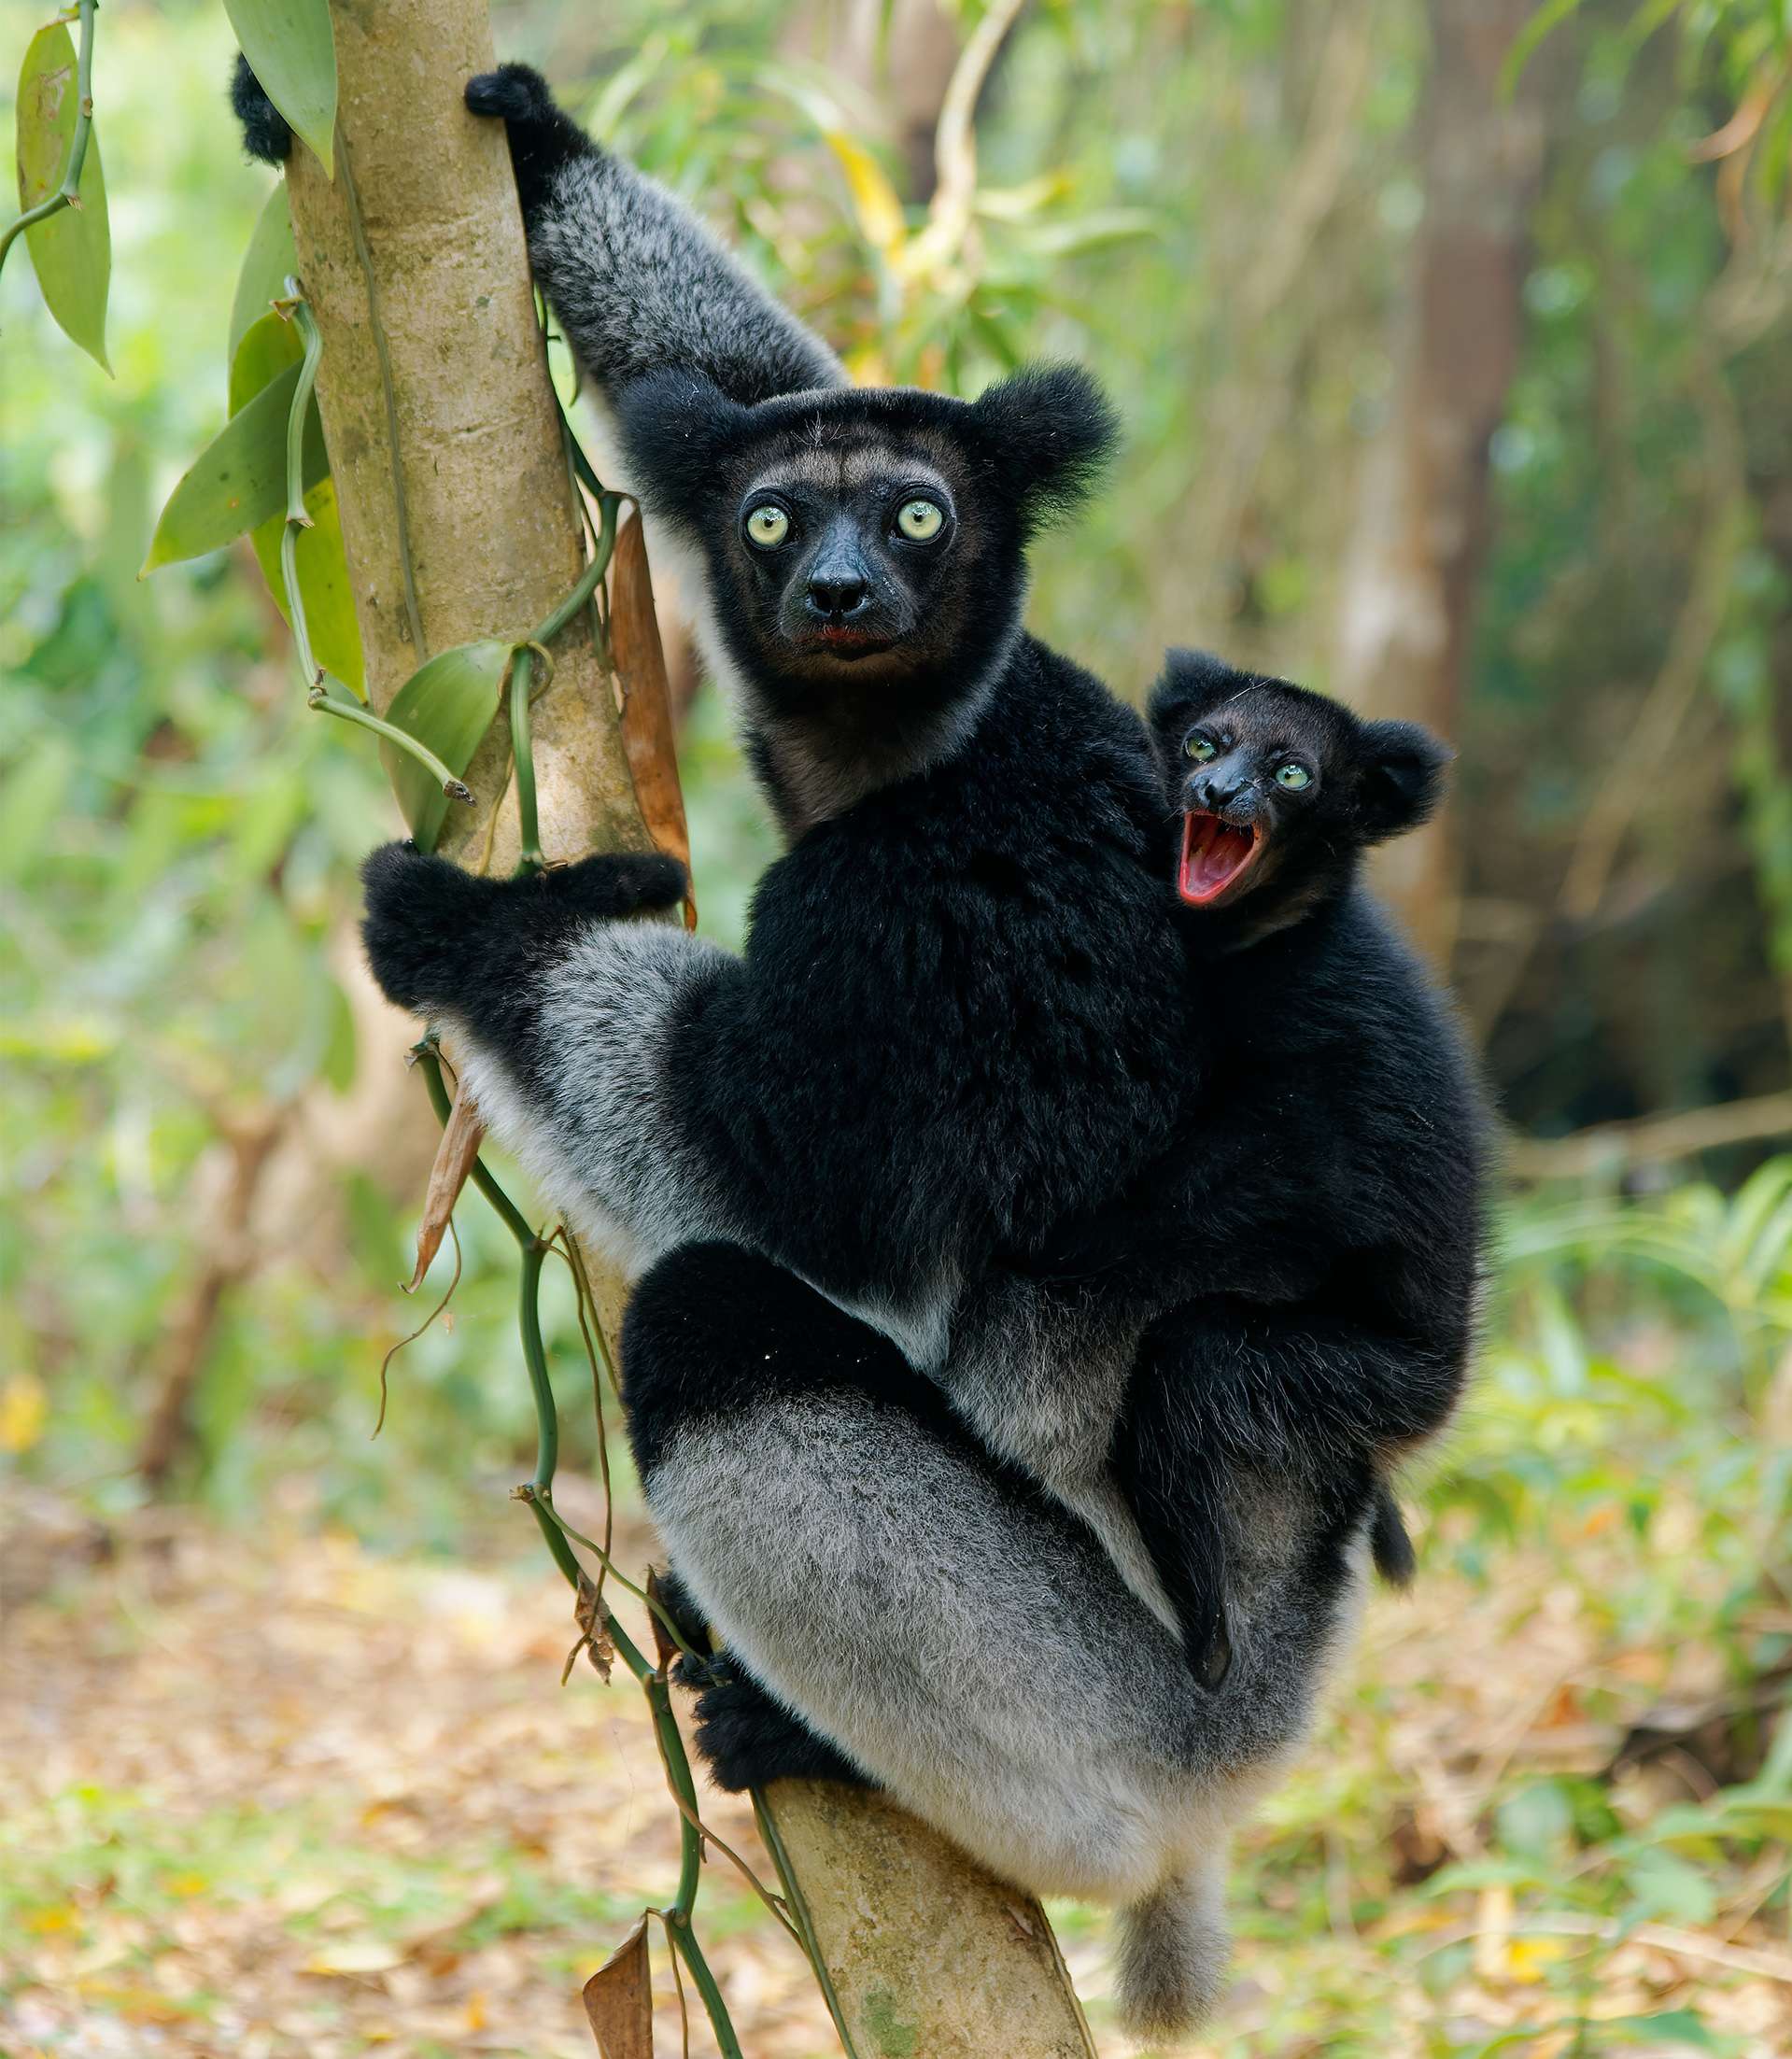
(617, 366, 1116, 731)
(1150, 650, 1451, 938)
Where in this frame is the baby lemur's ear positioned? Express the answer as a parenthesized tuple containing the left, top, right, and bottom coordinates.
(1358, 719, 1453, 840)
(967, 363, 1120, 537)
(1147, 648, 1248, 741)
(616, 371, 754, 532)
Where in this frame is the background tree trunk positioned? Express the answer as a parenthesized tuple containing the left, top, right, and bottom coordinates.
(1332, 0, 1546, 964)
(279, 1, 1098, 2047)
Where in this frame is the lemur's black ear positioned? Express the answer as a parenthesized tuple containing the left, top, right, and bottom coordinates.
(1358, 719, 1453, 839)
(967, 363, 1119, 536)
(1147, 648, 1248, 740)
(616, 371, 754, 532)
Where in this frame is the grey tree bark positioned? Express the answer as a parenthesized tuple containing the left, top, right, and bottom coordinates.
(280, 3, 1098, 2050)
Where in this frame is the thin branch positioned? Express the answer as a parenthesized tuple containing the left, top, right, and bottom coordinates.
(1506, 1091, 1792, 1181)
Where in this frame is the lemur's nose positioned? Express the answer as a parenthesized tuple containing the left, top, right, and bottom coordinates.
(806, 572, 870, 618)
(1194, 769, 1250, 811)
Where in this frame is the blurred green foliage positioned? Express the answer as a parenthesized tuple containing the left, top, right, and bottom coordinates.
(4, 4, 1792, 2051)
(2, 0, 1789, 1553)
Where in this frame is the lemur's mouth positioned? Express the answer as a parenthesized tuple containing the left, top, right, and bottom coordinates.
(1178, 812, 1262, 907)
(801, 626, 895, 657)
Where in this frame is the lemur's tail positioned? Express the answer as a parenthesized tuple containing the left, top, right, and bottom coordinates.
(1113, 1866, 1230, 2043)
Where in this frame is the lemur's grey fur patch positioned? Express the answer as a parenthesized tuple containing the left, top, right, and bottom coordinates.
(445, 921, 741, 1274)
(646, 1389, 1367, 1909)
(530, 154, 843, 407)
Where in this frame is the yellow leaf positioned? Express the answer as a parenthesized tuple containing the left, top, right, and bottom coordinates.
(164, 1871, 208, 1898)
(305, 1940, 405, 1975)
(824, 131, 907, 260)
(1506, 1937, 1573, 1984)
(0, 1372, 48, 1453)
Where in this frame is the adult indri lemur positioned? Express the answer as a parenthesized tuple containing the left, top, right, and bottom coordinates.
(236, 60, 1457, 2036)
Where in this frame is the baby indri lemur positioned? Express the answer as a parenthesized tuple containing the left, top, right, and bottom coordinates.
(236, 57, 1476, 2038)
(1022, 651, 1489, 1689)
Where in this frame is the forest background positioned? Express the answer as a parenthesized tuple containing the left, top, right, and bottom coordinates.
(4, 1, 1792, 2053)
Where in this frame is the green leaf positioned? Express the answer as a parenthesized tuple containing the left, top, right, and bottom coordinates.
(16, 21, 110, 374)
(224, 0, 337, 177)
(229, 184, 297, 364)
(379, 641, 509, 852)
(141, 363, 329, 573)
(229, 308, 302, 413)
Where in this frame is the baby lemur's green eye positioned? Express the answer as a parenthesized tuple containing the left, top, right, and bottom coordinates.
(1184, 734, 1218, 763)
(744, 504, 790, 549)
(1275, 762, 1312, 791)
(896, 499, 945, 542)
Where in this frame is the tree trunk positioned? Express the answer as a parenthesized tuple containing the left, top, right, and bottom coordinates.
(1332, 0, 1545, 964)
(280, 3, 1095, 2048)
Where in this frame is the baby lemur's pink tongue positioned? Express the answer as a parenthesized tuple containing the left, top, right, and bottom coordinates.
(1178, 812, 1259, 907)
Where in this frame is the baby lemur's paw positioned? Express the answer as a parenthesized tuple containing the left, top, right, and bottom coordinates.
(231, 52, 292, 165)
(466, 63, 599, 221)
(686, 1667, 874, 1795)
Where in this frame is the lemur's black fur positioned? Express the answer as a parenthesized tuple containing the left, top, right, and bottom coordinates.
(1037, 651, 1487, 1684)
(233, 56, 1487, 2034)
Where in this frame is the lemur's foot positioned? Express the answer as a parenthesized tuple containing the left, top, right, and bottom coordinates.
(231, 53, 291, 165)
(683, 1663, 874, 1794)
(466, 63, 600, 220)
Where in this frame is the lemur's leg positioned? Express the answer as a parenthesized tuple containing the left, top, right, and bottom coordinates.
(463, 64, 844, 408)
(655, 1564, 873, 1788)
(620, 1239, 1213, 1906)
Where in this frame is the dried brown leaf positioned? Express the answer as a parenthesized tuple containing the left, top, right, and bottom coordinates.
(610, 515, 691, 876)
(582, 1913, 654, 2057)
(409, 1087, 484, 1291)
(574, 1570, 615, 1683)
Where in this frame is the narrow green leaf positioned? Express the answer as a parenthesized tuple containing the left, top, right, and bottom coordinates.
(229, 184, 297, 364)
(224, 0, 338, 177)
(141, 364, 329, 572)
(16, 21, 110, 373)
(379, 641, 509, 852)
(224, 317, 363, 697)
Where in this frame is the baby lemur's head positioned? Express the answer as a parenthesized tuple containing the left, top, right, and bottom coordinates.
(1150, 650, 1452, 939)
(618, 366, 1116, 734)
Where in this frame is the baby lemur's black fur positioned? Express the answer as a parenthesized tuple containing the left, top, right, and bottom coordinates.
(1040, 649, 1488, 1685)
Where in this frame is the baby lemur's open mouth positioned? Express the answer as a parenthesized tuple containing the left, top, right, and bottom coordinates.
(1178, 812, 1263, 907)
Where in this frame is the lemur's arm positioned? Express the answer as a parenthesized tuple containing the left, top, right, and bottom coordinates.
(464, 65, 847, 409)
(361, 843, 752, 1276)
(361, 841, 979, 1360)
(232, 57, 844, 411)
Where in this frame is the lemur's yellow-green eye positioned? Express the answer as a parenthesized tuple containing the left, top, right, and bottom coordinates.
(1185, 734, 1218, 763)
(1276, 762, 1312, 791)
(745, 504, 790, 549)
(896, 499, 945, 542)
